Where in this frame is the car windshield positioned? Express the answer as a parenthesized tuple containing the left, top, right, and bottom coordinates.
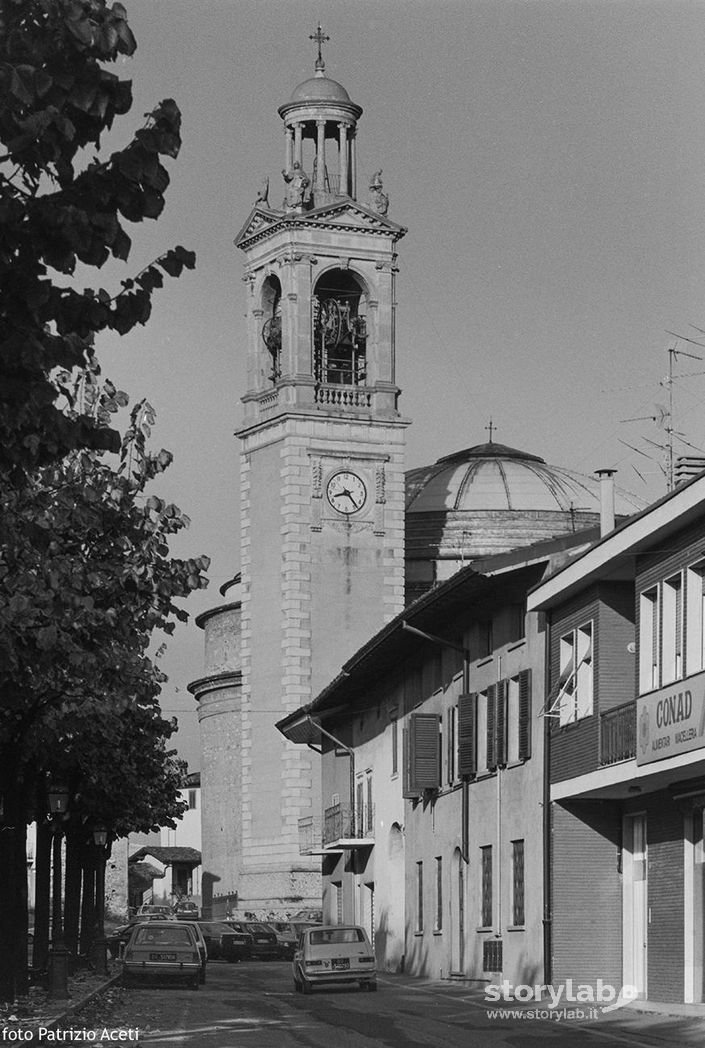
(309, 928, 364, 945)
(134, 926, 193, 946)
(247, 923, 272, 933)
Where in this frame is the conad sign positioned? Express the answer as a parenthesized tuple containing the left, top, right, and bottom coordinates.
(637, 670, 705, 766)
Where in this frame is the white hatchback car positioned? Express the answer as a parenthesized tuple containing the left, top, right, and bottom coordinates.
(293, 925, 376, 993)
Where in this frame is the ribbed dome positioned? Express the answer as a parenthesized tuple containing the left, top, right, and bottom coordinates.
(290, 74, 351, 103)
(404, 443, 646, 600)
(406, 442, 643, 515)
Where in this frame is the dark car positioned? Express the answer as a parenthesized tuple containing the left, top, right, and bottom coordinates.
(196, 922, 252, 962)
(226, 920, 279, 959)
(173, 900, 200, 920)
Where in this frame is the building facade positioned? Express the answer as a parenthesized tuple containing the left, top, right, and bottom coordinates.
(528, 471, 705, 1005)
(278, 534, 596, 984)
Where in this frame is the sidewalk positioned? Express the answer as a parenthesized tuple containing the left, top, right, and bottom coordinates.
(0, 966, 120, 1044)
(378, 970, 705, 1043)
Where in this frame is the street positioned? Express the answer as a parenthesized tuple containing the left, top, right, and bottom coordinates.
(55, 961, 705, 1048)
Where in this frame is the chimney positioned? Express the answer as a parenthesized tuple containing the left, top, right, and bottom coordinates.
(595, 468, 617, 536)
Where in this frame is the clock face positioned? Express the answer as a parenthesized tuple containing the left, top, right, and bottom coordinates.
(326, 471, 367, 515)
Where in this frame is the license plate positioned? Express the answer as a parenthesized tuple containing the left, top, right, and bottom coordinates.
(331, 957, 350, 970)
(149, 952, 177, 961)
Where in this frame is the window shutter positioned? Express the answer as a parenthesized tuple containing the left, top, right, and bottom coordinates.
(518, 669, 532, 761)
(486, 684, 497, 771)
(496, 679, 508, 767)
(408, 713, 441, 791)
(402, 727, 420, 799)
(457, 693, 477, 777)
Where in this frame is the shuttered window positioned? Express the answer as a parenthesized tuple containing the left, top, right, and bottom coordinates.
(486, 685, 497, 772)
(511, 839, 525, 926)
(481, 845, 492, 928)
(495, 679, 508, 767)
(403, 714, 441, 795)
(517, 669, 532, 761)
(457, 693, 477, 777)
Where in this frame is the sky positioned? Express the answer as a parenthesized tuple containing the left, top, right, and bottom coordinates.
(91, 0, 705, 770)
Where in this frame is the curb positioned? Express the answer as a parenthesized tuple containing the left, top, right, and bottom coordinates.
(33, 973, 122, 1043)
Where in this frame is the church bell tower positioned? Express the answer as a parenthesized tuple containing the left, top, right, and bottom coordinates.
(229, 28, 409, 914)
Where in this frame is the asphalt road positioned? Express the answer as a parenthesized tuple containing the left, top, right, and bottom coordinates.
(59, 960, 705, 1048)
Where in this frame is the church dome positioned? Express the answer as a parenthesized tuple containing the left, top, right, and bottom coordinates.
(404, 442, 646, 597)
(290, 74, 352, 103)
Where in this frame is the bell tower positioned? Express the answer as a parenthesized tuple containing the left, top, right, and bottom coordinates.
(228, 29, 409, 915)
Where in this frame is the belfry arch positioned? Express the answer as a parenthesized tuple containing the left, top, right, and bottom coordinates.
(312, 268, 368, 387)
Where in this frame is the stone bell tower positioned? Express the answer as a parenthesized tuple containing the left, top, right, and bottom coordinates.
(196, 28, 409, 916)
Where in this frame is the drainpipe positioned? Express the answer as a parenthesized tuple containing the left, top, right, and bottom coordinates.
(541, 611, 552, 985)
(595, 468, 616, 537)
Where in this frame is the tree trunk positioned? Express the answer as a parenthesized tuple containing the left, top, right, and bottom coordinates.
(0, 777, 28, 1002)
(79, 848, 96, 959)
(64, 831, 82, 966)
(33, 820, 52, 972)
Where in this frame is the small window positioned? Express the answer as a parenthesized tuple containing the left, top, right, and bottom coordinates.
(662, 573, 683, 685)
(416, 861, 424, 933)
(446, 706, 457, 784)
(558, 622, 593, 726)
(391, 714, 398, 776)
(435, 856, 443, 932)
(511, 840, 525, 926)
(480, 846, 492, 928)
(476, 692, 488, 773)
(639, 587, 659, 693)
(686, 562, 705, 676)
(188, 790, 197, 810)
(507, 677, 520, 764)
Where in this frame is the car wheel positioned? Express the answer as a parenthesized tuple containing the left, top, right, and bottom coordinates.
(293, 979, 301, 993)
(301, 976, 312, 995)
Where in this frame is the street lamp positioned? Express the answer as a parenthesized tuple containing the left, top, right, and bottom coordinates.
(47, 784, 70, 1000)
(89, 826, 110, 975)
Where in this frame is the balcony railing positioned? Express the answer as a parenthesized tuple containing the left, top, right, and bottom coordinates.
(599, 700, 636, 766)
(314, 384, 372, 409)
(323, 803, 375, 845)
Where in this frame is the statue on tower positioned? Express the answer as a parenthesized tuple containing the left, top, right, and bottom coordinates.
(282, 161, 311, 211)
(255, 176, 270, 207)
(368, 169, 389, 215)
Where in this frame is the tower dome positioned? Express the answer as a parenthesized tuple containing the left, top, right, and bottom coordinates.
(289, 74, 352, 104)
(405, 441, 646, 599)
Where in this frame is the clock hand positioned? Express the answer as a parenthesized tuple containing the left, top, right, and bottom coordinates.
(340, 487, 359, 509)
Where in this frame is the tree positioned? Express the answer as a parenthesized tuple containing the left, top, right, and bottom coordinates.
(0, 0, 195, 479)
(0, 386, 209, 1000)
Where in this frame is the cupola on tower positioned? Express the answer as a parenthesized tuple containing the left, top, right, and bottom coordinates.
(194, 29, 409, 918)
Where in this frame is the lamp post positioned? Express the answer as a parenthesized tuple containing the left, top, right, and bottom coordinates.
(47, 784, 70, 1000)
(89, 826, 109, 975)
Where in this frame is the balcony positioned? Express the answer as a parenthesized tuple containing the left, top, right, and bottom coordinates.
(323, 803, 375, 848)
(314, 384, 372, 409)
(599, 700, 636, 766)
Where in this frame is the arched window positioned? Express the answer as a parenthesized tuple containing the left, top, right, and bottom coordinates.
(261, 276, 282, 383)
(313, 269, 367, 386)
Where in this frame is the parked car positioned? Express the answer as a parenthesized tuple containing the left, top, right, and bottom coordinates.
(266, 921, 318, 960)
(196, 922, 252, 962)
(226, 920, 279, 959)
(107, 914, 176, 958)
(122, 920, 201, 990)
(173, 900, 200, 920)
(136, 904, 174, 917)
(292, 925, 376, 993)
(291, 909, 323, 923)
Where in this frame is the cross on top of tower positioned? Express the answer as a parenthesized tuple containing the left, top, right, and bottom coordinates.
(309, 23, 330, 73)
(485, 419, 497, 443)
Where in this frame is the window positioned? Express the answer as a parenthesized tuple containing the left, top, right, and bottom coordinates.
(457, 692, 477, 777)
(435, 857, 443, 932)
(639, 587, 659, 692)
(188, 790, 197, 810)
(476, 691, 488, 773)
(480, 846, 492, 928)
(558, 622, 593, 725)
(686, 561, 705, 675)
(365, 773, 373, 835)
(477, 620, 493, 659)
(511, 840, 525, 926)
(402, 714, 441, 797)
(662, 573, 683, 685)
(416, 862, 424, 933)
(447, 706, 457, 784)
(507, 677, 520, 764)
(391, 712, 398, 776)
